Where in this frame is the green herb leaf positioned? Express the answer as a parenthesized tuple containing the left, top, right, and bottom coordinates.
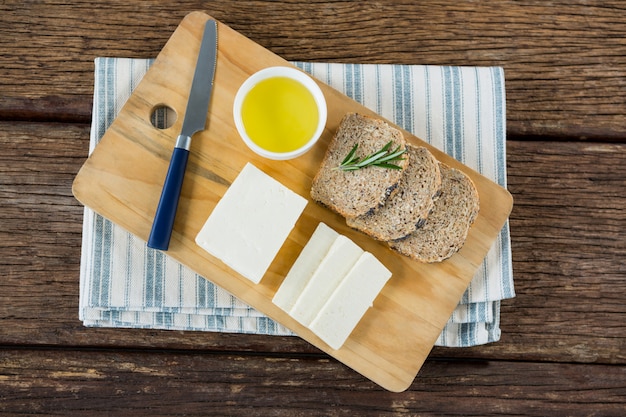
(340, 143, 359, 165)
(334, 141, 406, 171)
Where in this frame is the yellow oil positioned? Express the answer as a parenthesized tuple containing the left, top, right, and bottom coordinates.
(241, 76, 319, 153)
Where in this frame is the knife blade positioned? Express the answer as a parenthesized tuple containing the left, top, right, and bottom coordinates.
(148, 19, 218, 251)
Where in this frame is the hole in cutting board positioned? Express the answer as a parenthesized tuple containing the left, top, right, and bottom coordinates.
(150, 105, 177, 129)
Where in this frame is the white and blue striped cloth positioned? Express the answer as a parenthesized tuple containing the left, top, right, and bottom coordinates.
(79, 58, 514, 347)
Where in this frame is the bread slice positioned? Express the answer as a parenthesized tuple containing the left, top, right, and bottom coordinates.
(389, 163, 479, 262)
(310, 113, 408, 218)
(346, 144, 442, 240)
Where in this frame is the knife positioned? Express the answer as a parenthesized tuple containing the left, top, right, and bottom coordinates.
(148, 19, 218, 251)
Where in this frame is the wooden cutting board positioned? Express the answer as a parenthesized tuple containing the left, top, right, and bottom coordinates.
(73, 11, 513, 392)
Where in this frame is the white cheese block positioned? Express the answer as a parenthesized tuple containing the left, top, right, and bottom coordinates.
(289, 234, 363, 326)
(272, 222, 338, 313)
(309, 252, 392, 350)
(195, 163, 307, 284)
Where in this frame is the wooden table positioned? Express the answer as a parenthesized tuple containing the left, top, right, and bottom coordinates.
(1, 1, 624, 415)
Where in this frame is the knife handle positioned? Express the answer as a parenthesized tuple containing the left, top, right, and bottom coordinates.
(147, 144, 190, 251)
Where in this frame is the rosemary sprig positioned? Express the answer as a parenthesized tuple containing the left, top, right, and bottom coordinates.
(335, 141, 406, 171)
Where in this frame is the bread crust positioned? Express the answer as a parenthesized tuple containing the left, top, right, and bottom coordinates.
(389, 163, 479, 263)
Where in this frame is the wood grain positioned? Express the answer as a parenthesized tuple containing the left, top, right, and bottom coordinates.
(1, 0, 626, 412)
(1, 349, 624, 416)
(0, 1, 625, 138)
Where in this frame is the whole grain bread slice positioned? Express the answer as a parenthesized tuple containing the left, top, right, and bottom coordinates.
(389, 163, 479, 262)
(346, 144, 442, 240)
(310, 113, 408, 218)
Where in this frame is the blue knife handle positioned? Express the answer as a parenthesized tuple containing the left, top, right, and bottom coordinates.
(147, 146, 190, 251)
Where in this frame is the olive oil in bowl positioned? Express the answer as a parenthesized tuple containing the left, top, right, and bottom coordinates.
(242, 76, 319, 153)
(234, 66, 327, 160)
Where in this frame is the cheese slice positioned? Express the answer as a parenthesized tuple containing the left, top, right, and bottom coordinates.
(289, 234, 363, 326)
(195, 163, 307, 284)
(272, 222, 338, 313)
(309, 252, 392, 350)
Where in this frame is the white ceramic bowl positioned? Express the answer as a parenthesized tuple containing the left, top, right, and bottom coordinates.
(233, 66, 327, 160)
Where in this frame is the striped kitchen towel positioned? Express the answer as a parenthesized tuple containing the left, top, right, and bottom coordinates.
(79, 58, 514, 347)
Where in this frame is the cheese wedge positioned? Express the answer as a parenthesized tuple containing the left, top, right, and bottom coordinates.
(272, 222, 338, 313)
(310, 252, 392, 349)
(289, 234, 363, 326)
(195, 163, 307, 284)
